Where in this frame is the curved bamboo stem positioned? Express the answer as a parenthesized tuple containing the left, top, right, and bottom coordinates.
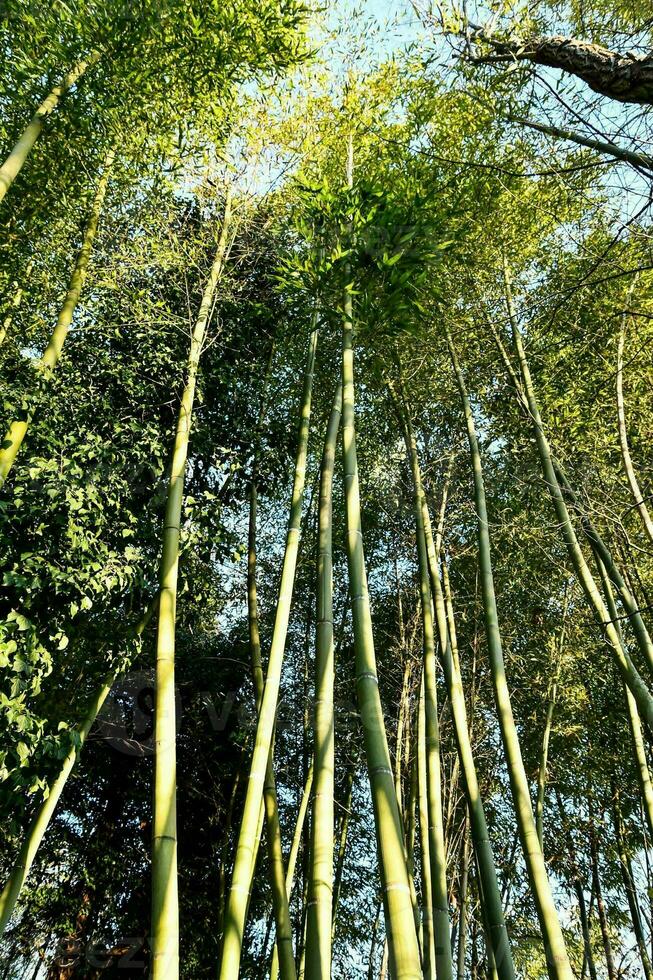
(0, 53, 100, 204)
(409, 432, 514, 978)
(617, 312, 653, 547)
(0, 145, 115, 487)
(446, 324, 573, 980)
(151, 191, 233, 980)
(0, 600, 156, 936)
(505, 293, 653, 729)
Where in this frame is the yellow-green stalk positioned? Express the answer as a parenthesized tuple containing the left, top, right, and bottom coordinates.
(0, 146, 115, 487)
(219, 318, 318, 980)
(305, 382, 342, 979)
(151, 190, 233, 980)
(0, 54, 100, 204)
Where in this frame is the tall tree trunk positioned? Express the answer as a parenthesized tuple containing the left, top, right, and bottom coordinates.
(331, 764, 354, 938)
(151, 191, 233, 980)
(535, 615, 566, 851)
(0, 146, 115, 487)
(216, 768, 242, 960)
(219, 316, 318, 980)
(368, 902, 383, 980)
(536, 589, 567, 851)
(340, 140, 421, 979)
(446, 324, 573, 980)
(596, 558, 653, 840)
(305, 379, 341, 979)
(395, 656, 412, 814)
(404, 695, 422, 946)
(456, 821, 471, 980)
(560, 472, 653, 678)
(0, 54, 100, 204)
(554, 791, 598, 980)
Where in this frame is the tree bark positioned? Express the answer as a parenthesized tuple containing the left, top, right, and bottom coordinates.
(471, 30, 653, 104)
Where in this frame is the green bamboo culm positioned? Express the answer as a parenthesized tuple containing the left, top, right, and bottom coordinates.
(0, 144, 115, 488)
(0, 53, 100, 204)
(489, 285, 653, 684)
(0, 677, 112, 936)
(340, 139, 421, 980)
(534, 644, 559, 851)
(616, 310, 653, 548)
(398, 394, 452, 980)
(417, 461, 515, 979)
(0, 598, 156, 937)
(445, 323, 573, 980)
(151, 189, 233, 980)
(305, 381, 342, 979)
(270, 763, 315, 980)
(535, 591, 567, 851)
(418, 674, 437, 980)
(219, 318, 319, 980)
(0, 263, 32, 348)
(503, 279, 653, 729)
(242, 338, 297, 980)
(556, 469, 653, 680)
(595, 558, 653, 842)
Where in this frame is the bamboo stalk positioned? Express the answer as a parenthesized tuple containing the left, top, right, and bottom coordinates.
(340, 167, 421, 976)
(0, 145, 115, 487)
(0, 53, 100, 204)
(535, 598, 567, 853)
(305, 382, 341, 979)
(501, 269, 653, 725)
(270, 764, 315, 980)
(219, 318, 318, 980)
(610, 781, 653, 980)
(616, 303, 653, 547)
(446, 324, 573, 980)
(245, 335, 297, 980)
(397, 390, 452, 980)
(0, 599, 156, 936)
(595, 559, 653, 841)
(151, 190, 233, 980)
(419, 673, 437, 980)
(417, 452, 515, 978)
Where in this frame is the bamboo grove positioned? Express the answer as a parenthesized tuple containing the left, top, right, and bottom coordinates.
(2, 0, 653, 977)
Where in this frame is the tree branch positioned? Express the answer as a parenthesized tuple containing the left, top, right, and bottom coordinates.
(509, 114, 653, 173)
(470, 29, 653, 105)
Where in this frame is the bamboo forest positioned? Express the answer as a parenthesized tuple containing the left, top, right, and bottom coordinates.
(5, 1, 653, 978)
